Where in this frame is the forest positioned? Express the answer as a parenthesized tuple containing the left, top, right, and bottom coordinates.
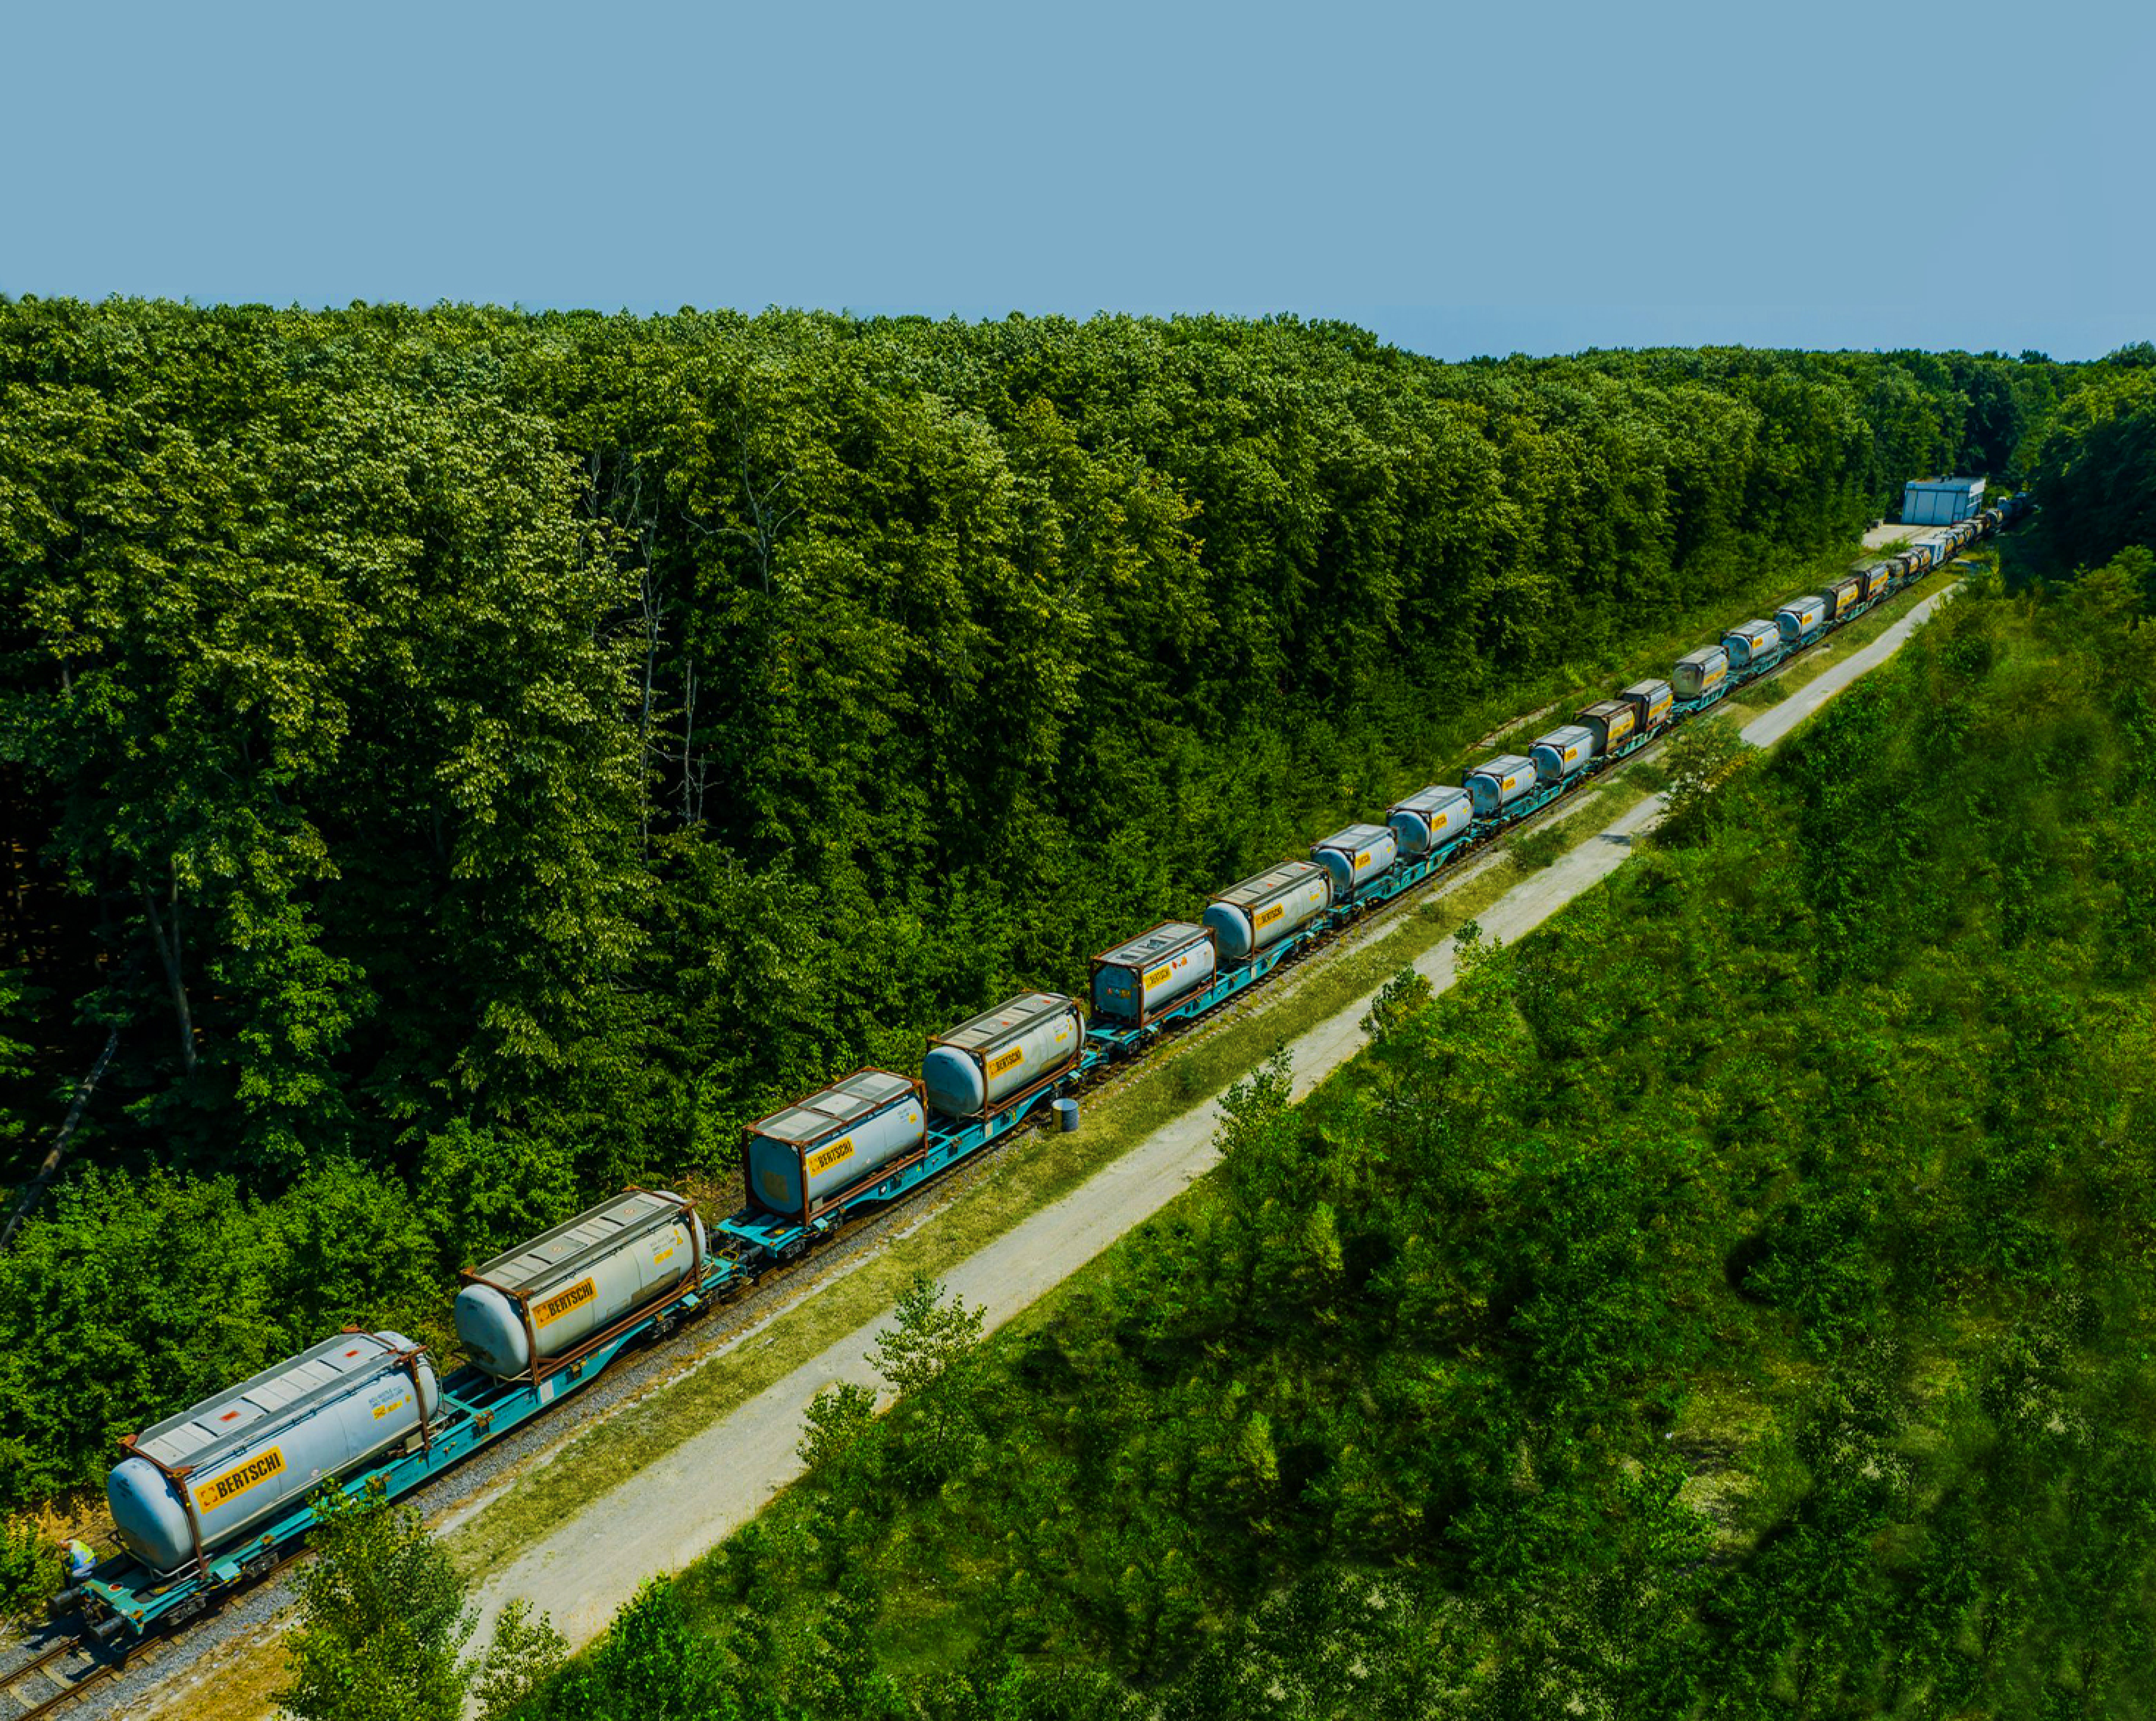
(508, 554, 2156, 1719)
(0, 305, 2146, 1513)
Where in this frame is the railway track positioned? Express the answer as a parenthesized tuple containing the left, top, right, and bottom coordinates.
(0, 1632, 117, 1721)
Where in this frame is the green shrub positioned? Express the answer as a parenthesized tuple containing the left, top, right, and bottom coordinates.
(0, 1518, 60, 1621)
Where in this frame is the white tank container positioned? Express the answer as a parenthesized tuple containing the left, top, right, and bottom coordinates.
(1722, 620, 1780, 669)
(456, 1189, 705, 1379)
(745, 1069, 925, 1222)
(1574, 700, 1637, 757)
(1619, 679, 1674, 731)
(1861, 563, 1895, 601)
(1311, 823, 1399, 898)
(1387, 786, 1473, 857)
(1529, 724, 1595, 785)
(1091, 922, 1217, 1023)
(107, 1331, 440, 1574)
(1775, 597, 1828, 645)
(922, 992, 1082, 1118)
(1672, 647, 1729, 700)
(1465, 754, 1535, 816)
(1203, 860, 1333, 961)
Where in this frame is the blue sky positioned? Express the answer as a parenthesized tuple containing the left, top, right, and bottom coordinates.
(3, 0, 2148, 359)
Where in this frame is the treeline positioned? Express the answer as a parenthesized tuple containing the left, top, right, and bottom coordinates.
(521, 569, 2156, 1719)
(2022, 341, 2156, 584)
(0, 302, 2128, 1501)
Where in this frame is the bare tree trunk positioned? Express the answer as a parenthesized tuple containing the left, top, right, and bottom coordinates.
(678, 657, 705, 826)
(0, 1023, 120, 1251)
(737, 441, 798, 594)
(638, 555, 663, 857)
(139, 879, 198, 1076)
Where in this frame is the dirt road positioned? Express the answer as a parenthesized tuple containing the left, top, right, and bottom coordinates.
(459, 586, 1955, 1653)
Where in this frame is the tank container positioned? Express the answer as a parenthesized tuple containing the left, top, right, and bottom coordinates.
(107, 1331, 441, 1574)
(1671, 647, 1729, 701)
(1775, 596, 1828, 644)
(1721, 620, 1780, 670)
(743, 1070, 925, 1224)
(1618, 679, 1674, 731)
(457, 1189, 705, 1379)
(922, 992, 1082, 1118)
(1861, 563, 1895, 601)
(1311, 823, 1399, 898)
(1386, 785, 1473, 856)
(1465, 754, 1535, 816)
(1529, 724, 1595, 785)
(1574, 699, 1637, 756)
(1091, 921, 1217, 1023)
(1203, 860, 1332, 961)
(1822, 575, 1864, 618)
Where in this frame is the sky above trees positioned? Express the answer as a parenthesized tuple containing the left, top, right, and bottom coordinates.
(4, 0, 2148, 358)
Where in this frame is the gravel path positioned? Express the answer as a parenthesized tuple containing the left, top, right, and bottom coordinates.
(461, 586, 1955, 1652)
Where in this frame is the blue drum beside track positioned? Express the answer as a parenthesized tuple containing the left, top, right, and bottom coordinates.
(922, 993, 1083, 1118)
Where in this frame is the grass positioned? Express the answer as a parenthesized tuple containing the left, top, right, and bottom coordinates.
(1729, 675, 1791, 708)
(1508, 823, 1573, 872)
(139, 1629, 296, 1721)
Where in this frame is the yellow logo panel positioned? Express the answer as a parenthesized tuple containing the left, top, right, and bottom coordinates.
(534, 1276, 597, 1327)
(808, 1138, 855, 1175)
(194, 1446, 286, 1513)
(987, 1046, 1025, 1079)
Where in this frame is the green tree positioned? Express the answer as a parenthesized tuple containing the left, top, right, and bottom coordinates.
(470, 1598, 569, 1721)
(545, 1578, 740, 1720)
(870, 1275, 988, 1491)
(869, 1275, 986, 1397)
(797, 1380, 879, 1471)
(1652, 715, 1753, 845)
(278, 1482, 473, 1721)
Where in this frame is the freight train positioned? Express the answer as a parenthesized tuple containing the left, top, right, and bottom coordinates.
(60, 496, 2027, 1643)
